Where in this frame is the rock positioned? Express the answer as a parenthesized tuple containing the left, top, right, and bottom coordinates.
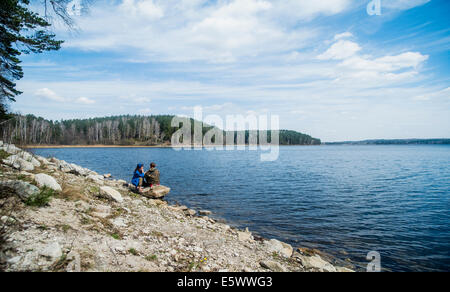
(19, 171, 35, 180)
(34, 173, 62, 191)
(104, 174, 112, 178)
(65, 251, 81, 272)
(56, 160, 90, 176)
(184, 209, 196, 217)
(336, 266, 355, 272)
(16, 151, 41, 167)
(99, 186, 123, 203)
(2, 155, 34, 171)
(87, 174, 104, 184)
(112, 217, 127, 228)
(2, 144, 21, 154)
(237, 230, 252, 242)
(30, 157, 41, 167)
(264, 239, 293, 258)
(39, 242, 62, 260)
(1, 216, 16, 224)
(7, 256, 21, 265)
(35, 156, 50, 165)
(297, 247, 323, 257)
(134, 185, 171, 199)
(69, 163, 90, 176)
(298, 255, 336, 272)
(92, 204, 112, 218)
(198, 210, 212, 216)
(2, 155, 19, 168)
(0, 180, 40, 201)
(260, 260, 287, 272)
(18, 159, 34, 171)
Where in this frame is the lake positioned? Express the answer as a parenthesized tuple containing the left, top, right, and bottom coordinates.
(30, 145, 450, 272)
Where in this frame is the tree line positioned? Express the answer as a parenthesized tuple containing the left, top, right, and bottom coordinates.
(0, 115, 321, 146)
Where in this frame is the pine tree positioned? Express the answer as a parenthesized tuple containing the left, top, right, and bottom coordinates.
(0, 0, 63, 119)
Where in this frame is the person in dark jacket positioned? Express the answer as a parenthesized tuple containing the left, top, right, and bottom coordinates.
(131, 163, 145, 193)
(145, 162, 160, 187)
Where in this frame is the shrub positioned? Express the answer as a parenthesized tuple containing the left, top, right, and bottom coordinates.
(25, 187, 55, 207)
(0, 150, 10, 160)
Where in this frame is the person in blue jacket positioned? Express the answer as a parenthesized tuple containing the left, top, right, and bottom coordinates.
(131, 163, 145, 193)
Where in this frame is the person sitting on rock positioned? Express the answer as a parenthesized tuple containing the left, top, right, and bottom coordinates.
(131, 163, 145, 193)
(145, 162, 160, 188)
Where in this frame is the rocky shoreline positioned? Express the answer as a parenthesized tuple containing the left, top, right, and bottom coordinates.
(0, 141, 354, 272)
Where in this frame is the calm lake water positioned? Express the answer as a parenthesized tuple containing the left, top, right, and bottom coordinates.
(30, 145, 450, 272)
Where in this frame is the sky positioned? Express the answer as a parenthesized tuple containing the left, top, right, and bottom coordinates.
(12, 0, 450, 142)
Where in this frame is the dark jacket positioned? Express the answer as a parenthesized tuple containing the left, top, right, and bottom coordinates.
(145, 168, 160, 185)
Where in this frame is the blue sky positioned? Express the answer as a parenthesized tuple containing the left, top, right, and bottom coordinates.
(13, 0, 450, 141)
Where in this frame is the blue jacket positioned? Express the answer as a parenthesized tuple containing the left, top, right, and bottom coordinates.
(131, 170, 145, 187)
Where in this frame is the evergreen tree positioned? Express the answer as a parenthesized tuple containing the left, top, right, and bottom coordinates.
(0, 0, 63, 119)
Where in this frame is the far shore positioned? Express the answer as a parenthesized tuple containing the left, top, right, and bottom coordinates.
(23, 144, 322, 149)
(24, 144, 172, 149)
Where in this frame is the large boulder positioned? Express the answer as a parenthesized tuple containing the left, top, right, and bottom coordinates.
(264, 239, 293, 258)
(0, 180, 40, 201)
(87, 174, 104, 183)
(16, 151, 41, 167)
(35, 156, 50, 165)
(2, 155, 34, 171)
(130, 185, 171, 199)
(34, 173, 62, 192)
(39, 242, 63, 261)
(298, 255, 337, 272)
(99, 186, 123, 203)
(56, 160, 74, 173)
(237, 228, 252, 242)
(1, 143, 21, 155)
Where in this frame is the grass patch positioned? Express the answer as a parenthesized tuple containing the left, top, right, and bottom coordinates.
(89, 186, 100, 194)
(80, 217, 91, 225)
(0, 150, 10, 160)
(50, 253, 70, 272)
(151, 230, 164, 238)
(58, 224, 71, 233)
(37, 224, 49, 230)
(145, 254, 157, 261)
(59, 185, 88, 202)
(188, 261, 197, 272)
(25, 187, 56, 207)
(128, 248, 138, 256)
(111, 233, 121, 240)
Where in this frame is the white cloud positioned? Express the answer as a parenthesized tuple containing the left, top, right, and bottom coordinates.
(334, 32, 353, 40)
(63, 0, 352, 62)
(383, 0, 431, 10)
(272, 0, 352, 21)
(412, 87, 450, 101)
(120, 0, 164, 19)
(34, 88, 65, 102)
(316, 36, 429, 85)
(317, 40, 361, 60)
(76, 97, 95, 104)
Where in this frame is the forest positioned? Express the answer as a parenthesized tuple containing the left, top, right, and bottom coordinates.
(0, 114, 321, 146)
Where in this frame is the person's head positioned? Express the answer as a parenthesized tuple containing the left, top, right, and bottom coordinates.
(150, 162, 156, 169)
(135, 163, 144, 172)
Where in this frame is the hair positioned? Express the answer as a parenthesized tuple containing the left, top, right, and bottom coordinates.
(150, 162, 156, 168)
(135, 164, 144, 172)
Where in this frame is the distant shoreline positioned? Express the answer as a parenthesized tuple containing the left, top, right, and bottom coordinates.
(23, 144, 320, 149)
(24, 144, 172, 149)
